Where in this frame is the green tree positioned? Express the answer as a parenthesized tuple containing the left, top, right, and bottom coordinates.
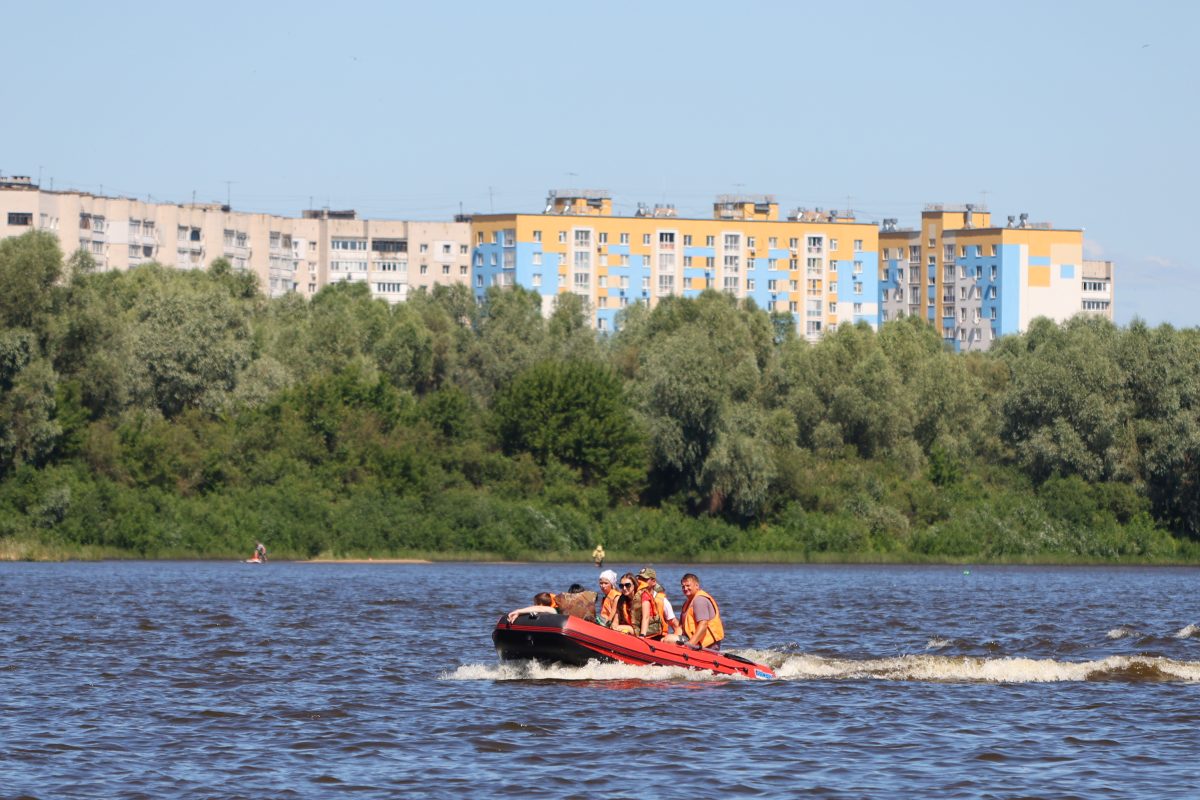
(493, 360, 645, 501)
(0, 230, 63, 336)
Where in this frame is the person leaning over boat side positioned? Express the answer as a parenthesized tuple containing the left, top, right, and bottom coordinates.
(254, 541, 267, 562)
(610, 573, 640, 634)
(597, 570, 620, 626)
(506, 592, 557, 623)
(666, 573, 724, 650)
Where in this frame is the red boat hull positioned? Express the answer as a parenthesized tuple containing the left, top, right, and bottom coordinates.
(492, 612, 775, 679)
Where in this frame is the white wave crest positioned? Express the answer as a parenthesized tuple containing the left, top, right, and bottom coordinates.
(1175, 624, 1200, 639)
(771, 653, 1200, 683)
(1106, 626, 1139, 639)
(442, 659, 749, 682)
(925, 637, 953, 650)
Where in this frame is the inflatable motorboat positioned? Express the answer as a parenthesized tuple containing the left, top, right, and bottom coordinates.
(492, 612, 775, 679)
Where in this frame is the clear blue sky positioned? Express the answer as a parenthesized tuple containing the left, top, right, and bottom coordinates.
(2, 0, 1195, 326)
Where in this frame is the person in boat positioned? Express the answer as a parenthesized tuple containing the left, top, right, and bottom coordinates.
(592, 544, 606, 568)
(596, 570, 620, 626)
(618, 568, 666, 640)
(253, 542, 267, 562)
(666, 573, 724, 650)
(506, 592, 557, 623)
(637, 567, 682, 638)
(609, 572, 641, 635)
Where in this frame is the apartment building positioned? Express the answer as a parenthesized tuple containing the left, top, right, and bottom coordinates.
(469, 190, 880, 339)
(879, 204, 1113, 351)
(0, 177, 471, 302)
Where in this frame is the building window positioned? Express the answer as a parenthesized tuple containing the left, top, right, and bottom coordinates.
(7, 212, 31, 226)
(558, 231, 566, 244)
(532, 273, 542, 287)
(476, 275, 484, 287)
(574, 273, 590, 290)
(853, 260, 862, 274)
(643, 234, 651, 246)
(853, 239, 862, 252)
(724, 233, 740, 250)
(574, 229, 591, 246)
(420, 264, 428, 275)
(706, 235, 715, 247)
(683, 234, 692, 246)
(990, 265, 997, 281)
(853, 282, 862, 295)
(723, 255, 740, 272)
(747, 236, 756, 249)
(723, 276, 739, 293)
(683, 256, 692, 267)
(418, 243, 429, 253)
(854, 303, 862, 314)
(373, 239, 408, 253)
(599, 232, 608, 244)
(533, 230, 542, 242)
(442, 265, 450, 275)
(830, 281, 838, 293)
(620, 233, 629, 244)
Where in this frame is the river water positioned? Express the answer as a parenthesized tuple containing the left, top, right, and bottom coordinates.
(2, 561, 1198, 798)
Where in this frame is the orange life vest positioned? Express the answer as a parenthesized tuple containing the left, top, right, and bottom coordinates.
(681, 588, 724, 648)
(599, 587, 620, 625)
(636, 581, 665, 639)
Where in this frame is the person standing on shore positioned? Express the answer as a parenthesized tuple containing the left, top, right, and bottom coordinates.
(592, 544, 606, 568)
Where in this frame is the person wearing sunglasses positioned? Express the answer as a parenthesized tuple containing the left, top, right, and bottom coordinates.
(609, 572, 641, 634)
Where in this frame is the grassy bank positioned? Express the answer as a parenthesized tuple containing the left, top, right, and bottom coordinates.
(5, 538, 1198, 566)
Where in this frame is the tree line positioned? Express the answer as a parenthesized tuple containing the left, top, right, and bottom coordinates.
(1, 229, 1197, 562)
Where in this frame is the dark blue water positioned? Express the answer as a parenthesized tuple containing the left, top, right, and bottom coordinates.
(2, 562, 1198, 798)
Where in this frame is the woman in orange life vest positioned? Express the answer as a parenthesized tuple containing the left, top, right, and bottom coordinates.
(597, 570, 620, 626)
(666, 573, 724, 650)
(609, 573, 642, 635)
(613, 568, 668, 639)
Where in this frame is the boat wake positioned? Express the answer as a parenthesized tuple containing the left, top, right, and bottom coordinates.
(444, 660, 747, 682)
(449, 651, 1200, 684)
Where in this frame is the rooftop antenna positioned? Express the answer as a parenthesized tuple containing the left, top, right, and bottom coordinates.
(224, 180, 234, 208)
(488, 186, 494, 212)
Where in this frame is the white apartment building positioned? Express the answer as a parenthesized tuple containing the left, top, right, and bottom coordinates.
(0, 176, 471, 302)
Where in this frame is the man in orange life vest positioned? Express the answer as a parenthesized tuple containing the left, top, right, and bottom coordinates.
(666, 573, 724, 650)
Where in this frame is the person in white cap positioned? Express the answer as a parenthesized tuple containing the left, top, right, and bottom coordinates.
(597, 569, 620, 626)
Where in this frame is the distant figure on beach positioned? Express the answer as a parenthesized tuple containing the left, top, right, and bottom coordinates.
(592, 544, 606, 568)
(253, 542, 267, 562)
